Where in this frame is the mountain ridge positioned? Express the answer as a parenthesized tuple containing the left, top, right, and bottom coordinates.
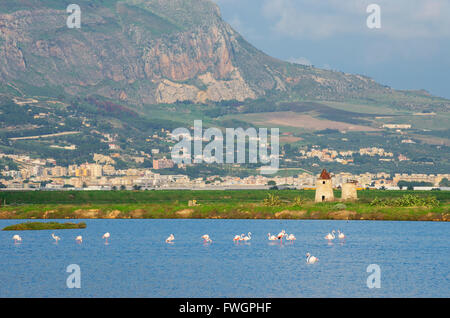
(0, 0, 448, 112)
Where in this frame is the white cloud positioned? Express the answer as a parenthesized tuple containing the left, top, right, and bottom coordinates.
(287, 57, 312, 66)
(227, 14, 264, 42)
(261, 0, 450, 39)
(212, 0, 264, 41)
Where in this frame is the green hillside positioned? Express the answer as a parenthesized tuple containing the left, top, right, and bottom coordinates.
(0, 0, 449, 175)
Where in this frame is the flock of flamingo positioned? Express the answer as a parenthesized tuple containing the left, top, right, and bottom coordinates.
(12, 232, 111, 245)
(324, 229, 346, 241)
(11, 228, 346, 264)
(165, 229, 347, 264)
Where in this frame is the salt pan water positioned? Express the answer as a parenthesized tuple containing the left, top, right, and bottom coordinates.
(0, 219, 448, 297)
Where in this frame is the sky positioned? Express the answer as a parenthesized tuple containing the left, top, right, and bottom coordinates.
(213, 0, 450, 99)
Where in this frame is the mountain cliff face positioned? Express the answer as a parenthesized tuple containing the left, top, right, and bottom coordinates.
(0, 0, 448, 110)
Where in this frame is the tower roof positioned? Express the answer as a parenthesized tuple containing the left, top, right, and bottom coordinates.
(319, 169, 331, 180)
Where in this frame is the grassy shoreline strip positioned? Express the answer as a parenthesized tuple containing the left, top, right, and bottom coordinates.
(0, 191, 448, 222)
(0, 203, 448, 221)
(0, 190, 449, 205)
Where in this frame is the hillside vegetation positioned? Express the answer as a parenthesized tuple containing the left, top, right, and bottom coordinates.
(0, 0, 448, 175)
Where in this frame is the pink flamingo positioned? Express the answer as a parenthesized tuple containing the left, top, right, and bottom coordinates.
(324, 230, 336, 242)
(51, 233, 61, 244)
(166, 234, 175, 243)
(12, 234, 22, 244)
(286, 233, 296, 241)
(202, 234, 212, 243)
(267, 233, 277, 241)
(306, 253, 319, 264)
(102, 232, 110, 244)
(277, 230, 286, 243)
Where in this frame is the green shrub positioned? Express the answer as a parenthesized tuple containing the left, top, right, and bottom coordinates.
(370, 194, 439, 208)
(292, 196, 306, 206)
(263, 194, 282, 207)
(333, 203, 347, 210)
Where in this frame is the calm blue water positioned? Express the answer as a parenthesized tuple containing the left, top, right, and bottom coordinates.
(0, 219, 448, 297)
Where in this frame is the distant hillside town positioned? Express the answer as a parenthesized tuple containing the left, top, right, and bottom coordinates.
(0, 152, 448, 191)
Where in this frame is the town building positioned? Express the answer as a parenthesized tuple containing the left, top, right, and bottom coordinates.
(153, 158, 174, 170)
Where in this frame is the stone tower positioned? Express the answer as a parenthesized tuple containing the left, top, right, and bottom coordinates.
(315, 169, 334, 202)
(341, 180, 358, 201)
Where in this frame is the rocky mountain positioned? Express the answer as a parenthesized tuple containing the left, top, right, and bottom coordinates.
(0, 0, 448, 110)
